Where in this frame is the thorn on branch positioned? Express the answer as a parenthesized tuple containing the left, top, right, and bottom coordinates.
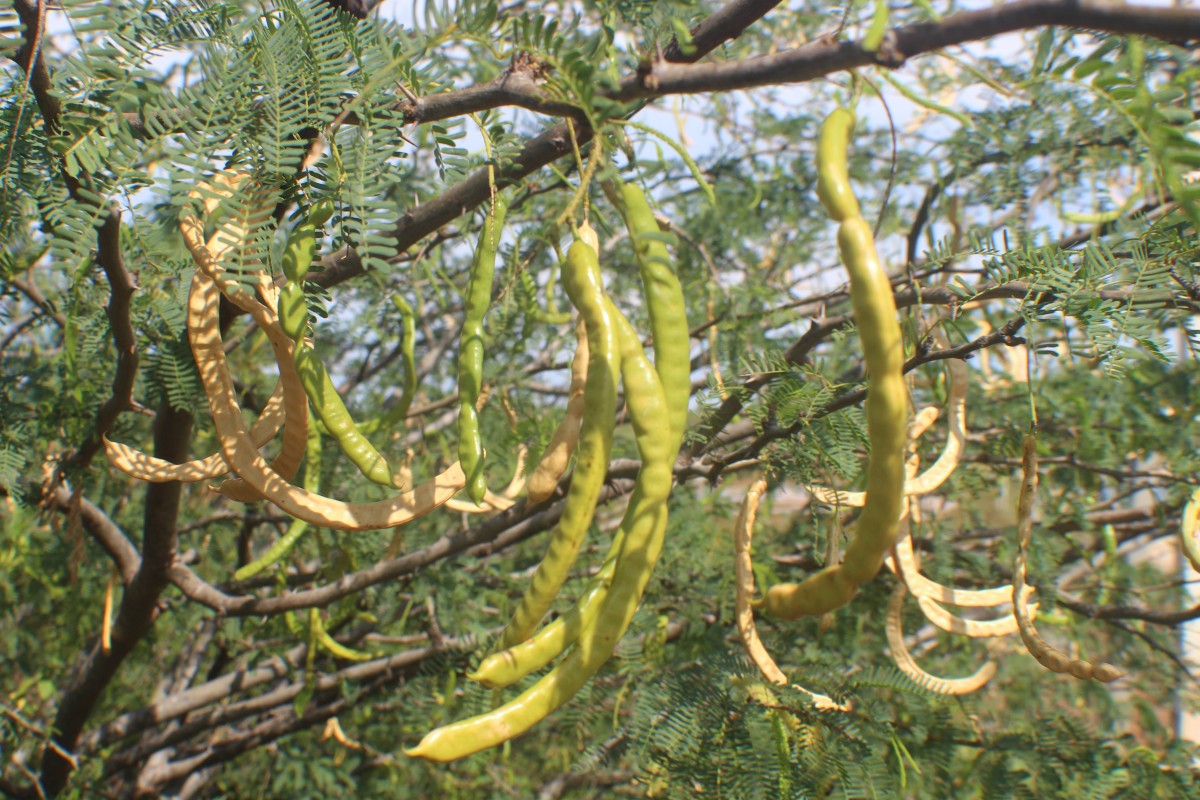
(874, 31, 906, 69)
(637, 61, 660, 93)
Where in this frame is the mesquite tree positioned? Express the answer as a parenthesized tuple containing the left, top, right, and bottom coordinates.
(3, 0, 1200, 797)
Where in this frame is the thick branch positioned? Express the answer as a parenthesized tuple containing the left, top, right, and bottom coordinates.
(310, 0, 786, 288)
(399, 55, 579, 125)
(170, 496, 562, 615)
(11, 1, 139, 473)
(11, 0, 59, 130)
(618, 0, 1200, 101)
(105, 635, 473, 775)
(80, 651, 300, 753)
(42, 404, 191, 796)
(663, 0, 785, 63)
(47, 485, 140, 583)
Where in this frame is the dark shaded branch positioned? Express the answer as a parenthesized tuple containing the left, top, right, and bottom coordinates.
(310, 0, 786, 289)
(105, 635, 476, 775)
(333, 1, 1200, 143)
(80, 650, 301, 753)
(131, 695, 349, 791)
(398, 54, 579, 125)
(965, 453, 1195, 486)
(11, 0, 58, 130)
(66, 210, 140, 471)
(47, 485, 140, 583)
(41, 405, 191, 796)
(662, 0, 785, 63)
(171, 496, 562, 615)
(1056, 593, 1200, 627)
(617, 0, 1200, 101)
(170, 473, 641, 616)
(12, 1, 139, 474)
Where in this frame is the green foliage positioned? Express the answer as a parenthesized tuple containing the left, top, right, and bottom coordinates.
(5, 1, 1200, 798)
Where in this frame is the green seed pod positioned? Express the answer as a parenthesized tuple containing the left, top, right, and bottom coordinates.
(815, 107, 861, 222)
(458, 199, 508, 503)
(308, 198, 335, 226)
(279, 282, 307, 343)
(282, 222, 317, 283)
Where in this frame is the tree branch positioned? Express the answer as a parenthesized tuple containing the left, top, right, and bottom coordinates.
(41, 404, 191, 796)
(398, 53, 580, 124)
(310, 0, 787, 289)
(11, 1, 139, 474)
(46, 485, 140, 583)
(618, 0, 1200, 101)
(104, 635, 474, 777)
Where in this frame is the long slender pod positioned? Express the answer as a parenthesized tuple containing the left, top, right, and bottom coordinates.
(106, 182, 293, 487)
(916, 595, 1029, 638)
(761, 108, 907, 619)
(276, 204, 394, 488)
(459, 200, 508, 503)
(469, 307, 646, 688)
(888, 528, 1033, 608)
(495, 237, 620, 648)
(469, 512, 625, 688)
(1179, 486, 1200, 572)
(731, 478, 849, 710)
(408, 300, 673, 762)
(887, 583, 997, 695)
(809, 349, 965, 504)
(292, 347, 393, 487)
(734, 478, 788, 685)
(609, 183, 690, 448)
(178, 197, 309, 502)
(475, 202, 690, 676)
(360, 296, 419, 436)
(184, 243, 465, 531)
(103, 384, 284, 482)
(1013, 434, 1122, 682)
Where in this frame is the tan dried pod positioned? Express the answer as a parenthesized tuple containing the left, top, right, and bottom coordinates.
(734, 478, 847, 711)
(917, 594, 1031, 639)
(886, 583, 996, 695)
(888, 528, 1033, 608)
(902, 348, 966, 496)
(103, 385, 285, 483)
(104, 178, 292, 489)
(500, 444, 528, 500)
(178, 206, 309, 502)
(908, 406, 940, 443)
(807, 345, 966, 505)
(444, 489, 517, 514)
(185, 254, 465, 530)
(527, 317, 589, 504)
(1013, 435, 1122, 682)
